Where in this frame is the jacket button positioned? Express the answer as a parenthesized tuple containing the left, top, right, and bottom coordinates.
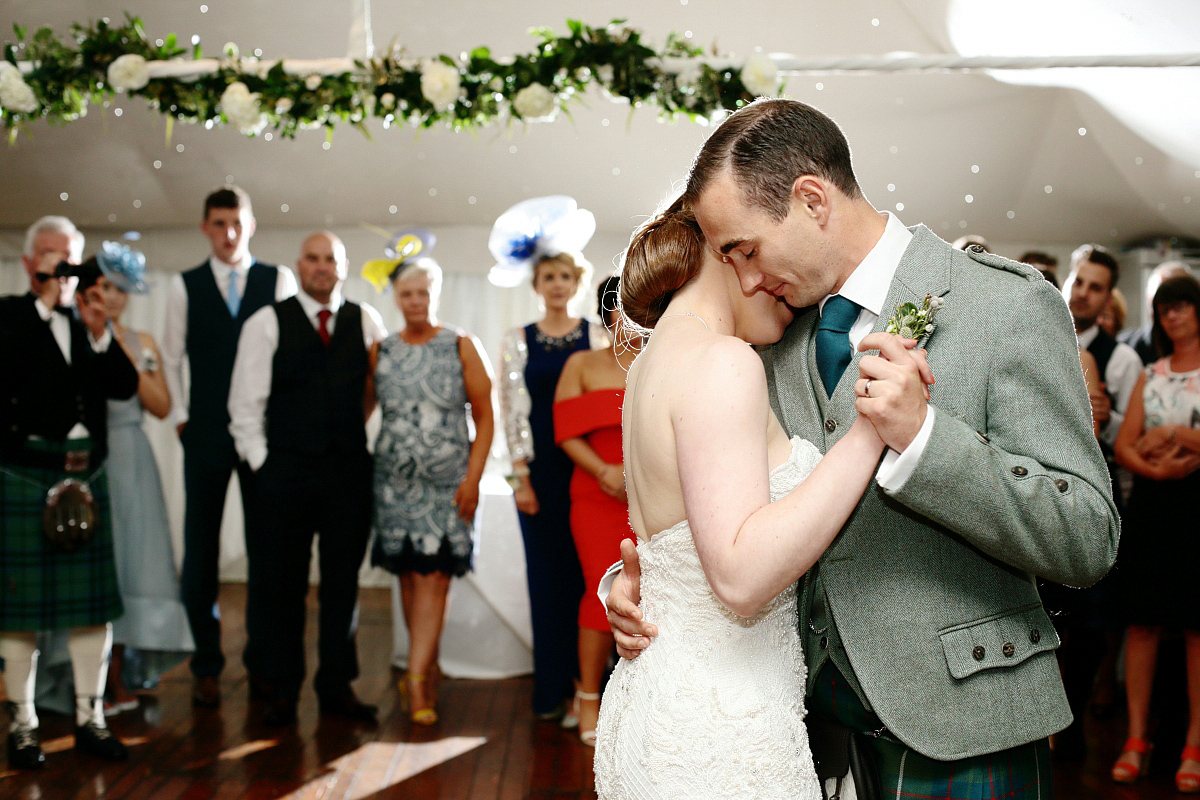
(976, 430, 990, 444)
(1002, 642, 1015, 658)
(1011, 466, 1028, 476)
(824, 419, 836, 433)
(1029, 628, 1041, 644)
(972, 645, 986, 661)
(1055, 479, 1069, 493)
(820, 636, 828, 650)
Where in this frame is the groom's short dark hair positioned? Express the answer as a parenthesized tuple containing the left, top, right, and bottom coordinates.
(683, 98, 861, 221)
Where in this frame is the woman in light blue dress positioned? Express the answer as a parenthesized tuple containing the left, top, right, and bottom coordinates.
(96, 244, 194, 707)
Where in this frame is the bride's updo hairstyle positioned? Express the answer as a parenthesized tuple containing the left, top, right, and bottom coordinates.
(619, 198, 705, 329)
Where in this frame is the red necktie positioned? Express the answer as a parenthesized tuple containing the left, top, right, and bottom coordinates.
(317, 309, 332, 346)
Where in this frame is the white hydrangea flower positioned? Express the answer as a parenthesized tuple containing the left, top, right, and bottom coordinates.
(420, 60, 461, 109)
(513, 82, 556, 121)
(275, 97, 294, 114)
(107, 54, 151, 92)
(0, 62, 39, 114)
(220, 81, 268, 136)
(380, 92, 396, 109)
(740, 53, 779, 97)
(488, 76, 504, 92)
(305, 74, 322, 91)
(596, 64, 614, 86)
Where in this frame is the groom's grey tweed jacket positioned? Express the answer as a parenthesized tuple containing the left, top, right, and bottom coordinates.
(762, 226, 1119, 761)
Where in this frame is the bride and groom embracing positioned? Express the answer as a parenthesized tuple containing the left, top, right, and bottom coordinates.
(593, 99, 1120, 799)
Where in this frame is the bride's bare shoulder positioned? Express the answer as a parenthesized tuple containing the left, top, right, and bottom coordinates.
(634, 330, 766, 399)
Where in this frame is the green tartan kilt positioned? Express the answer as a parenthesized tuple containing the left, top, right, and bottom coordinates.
(0, 461, 124, 631)
(810, 663, 1054, 800)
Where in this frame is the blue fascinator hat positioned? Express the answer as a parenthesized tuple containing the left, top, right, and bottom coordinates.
(362, 228, 437, 292)
(96, 241, 148, 294)
(487, 196, 596, 288)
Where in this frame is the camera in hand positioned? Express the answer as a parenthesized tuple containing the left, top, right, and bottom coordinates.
(32, 260, 81, 284)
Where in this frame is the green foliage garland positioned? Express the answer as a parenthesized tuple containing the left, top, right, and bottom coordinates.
(1, 14, 784, 141)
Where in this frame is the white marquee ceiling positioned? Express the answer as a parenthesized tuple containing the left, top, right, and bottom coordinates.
(2, 0, 1199, 248)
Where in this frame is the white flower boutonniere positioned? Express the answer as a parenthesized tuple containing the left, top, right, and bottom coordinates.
(886, 293, 944, 341)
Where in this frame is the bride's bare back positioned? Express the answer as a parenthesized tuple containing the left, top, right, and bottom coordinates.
(623, 316, 793, 542)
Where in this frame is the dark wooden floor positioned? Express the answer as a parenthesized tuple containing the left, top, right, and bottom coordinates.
(0, 584, 1189, 799)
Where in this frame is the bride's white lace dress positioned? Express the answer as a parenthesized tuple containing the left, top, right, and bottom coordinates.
(594, 437, 824, 799)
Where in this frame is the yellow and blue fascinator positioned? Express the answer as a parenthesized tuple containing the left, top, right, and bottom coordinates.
(96, 241, 148, 294)
(487, 196, 596, 288)
(361, 228, 437, 292)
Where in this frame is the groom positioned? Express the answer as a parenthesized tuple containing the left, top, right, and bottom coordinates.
(607, 99, 1119, 796)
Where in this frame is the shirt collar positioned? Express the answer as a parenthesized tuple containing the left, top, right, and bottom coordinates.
(1076, 324, 1099, 348)
(33, 296, 54, 322)
(295, 287, 343, 319)
(819, 212, 913, 316)
(208, 253, 254, 273)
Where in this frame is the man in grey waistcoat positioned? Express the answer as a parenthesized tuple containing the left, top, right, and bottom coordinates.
(606, 99, 1118, 798)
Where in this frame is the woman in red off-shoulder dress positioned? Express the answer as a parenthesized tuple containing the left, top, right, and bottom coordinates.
(553, 276, 641, 745)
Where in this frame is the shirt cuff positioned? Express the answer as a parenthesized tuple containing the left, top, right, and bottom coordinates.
(875, 406, 936, 491)
(597, 560, 623, 605)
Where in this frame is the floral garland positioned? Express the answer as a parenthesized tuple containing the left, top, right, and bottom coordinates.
(0, 15, 784, 141)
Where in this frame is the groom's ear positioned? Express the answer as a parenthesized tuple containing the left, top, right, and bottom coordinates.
(791, 176, 830, 225)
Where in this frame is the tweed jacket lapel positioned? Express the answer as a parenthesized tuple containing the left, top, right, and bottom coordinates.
(877, 226, 951, 348)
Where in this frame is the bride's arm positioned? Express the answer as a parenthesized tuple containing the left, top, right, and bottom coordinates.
(681, 338, 884, 618)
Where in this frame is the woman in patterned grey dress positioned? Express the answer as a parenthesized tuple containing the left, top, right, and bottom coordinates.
(369, 257, 494, 725)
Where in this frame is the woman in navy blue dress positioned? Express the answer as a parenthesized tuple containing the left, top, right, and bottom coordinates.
(500, 252, 607, 719)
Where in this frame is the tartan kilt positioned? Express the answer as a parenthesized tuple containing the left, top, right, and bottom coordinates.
(810, 663, 1054, 800)
(0, 461, 124, 631)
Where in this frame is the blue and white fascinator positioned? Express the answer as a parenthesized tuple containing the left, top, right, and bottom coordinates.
(487, 195, 596, 288)
(96, 241, 148, 294)
(361, 227, 437, 292)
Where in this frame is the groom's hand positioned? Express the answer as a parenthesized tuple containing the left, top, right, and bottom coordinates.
(855, 333, 933, 452)
(607, 538, 657, 659)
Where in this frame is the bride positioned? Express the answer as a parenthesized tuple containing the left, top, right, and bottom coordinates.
(592, 201, 928, 799)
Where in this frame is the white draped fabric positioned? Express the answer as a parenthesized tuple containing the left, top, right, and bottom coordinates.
(1, 258, 538, 677)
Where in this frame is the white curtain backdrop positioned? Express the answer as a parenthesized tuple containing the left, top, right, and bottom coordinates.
(2, 257, 543, 677)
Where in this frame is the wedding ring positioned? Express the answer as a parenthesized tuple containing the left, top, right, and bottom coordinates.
(864, 379, 872, 397)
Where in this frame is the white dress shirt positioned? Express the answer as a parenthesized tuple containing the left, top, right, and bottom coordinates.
(1076, 324, 1143, 446)
(160, 255, 298, 428)
(34, 297, 114, 438)
(816, 212, 933, 491)
(227, 288, 387, 470)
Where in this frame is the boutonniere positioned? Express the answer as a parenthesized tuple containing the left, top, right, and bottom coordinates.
(886, 293, 944, 342)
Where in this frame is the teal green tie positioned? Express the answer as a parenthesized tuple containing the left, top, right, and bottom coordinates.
(814, 295, 861, 396)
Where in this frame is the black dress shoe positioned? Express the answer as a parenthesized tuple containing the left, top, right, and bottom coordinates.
(75, 721, 128, 761)
(263, 698, 298, 727)
(192, 675, 220, 708)
(7, 726, 45, 769)
(318, 690, 377, 723)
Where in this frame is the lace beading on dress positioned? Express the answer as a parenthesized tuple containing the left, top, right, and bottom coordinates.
(594, 436, 824, 799)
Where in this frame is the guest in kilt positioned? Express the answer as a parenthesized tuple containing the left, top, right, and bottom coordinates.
(0, 217, 139, 769)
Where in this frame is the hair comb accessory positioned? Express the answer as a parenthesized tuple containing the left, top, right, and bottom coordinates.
(361, 227, 436, 292)
(487, 195, 595, 287)
(95, 241, 148, 294)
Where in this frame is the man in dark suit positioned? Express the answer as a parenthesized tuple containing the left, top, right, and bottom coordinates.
(228, 232, 385, 725)
(0, 216, 139, 768)
(160, 186, 296, 706)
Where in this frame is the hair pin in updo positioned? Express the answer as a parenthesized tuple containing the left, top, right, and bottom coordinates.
(361, 228, 437, 292)
(487, 195, 595, 288)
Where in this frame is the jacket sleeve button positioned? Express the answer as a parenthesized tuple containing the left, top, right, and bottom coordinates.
(1011, 466, 1028, 476)
(973, 645, 986, 661)
(1029, 628, 1041, 644)
(1055, 479, 1069, 492)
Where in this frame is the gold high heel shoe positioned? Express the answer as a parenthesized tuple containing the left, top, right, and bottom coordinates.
(398, 672, 438, 726)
